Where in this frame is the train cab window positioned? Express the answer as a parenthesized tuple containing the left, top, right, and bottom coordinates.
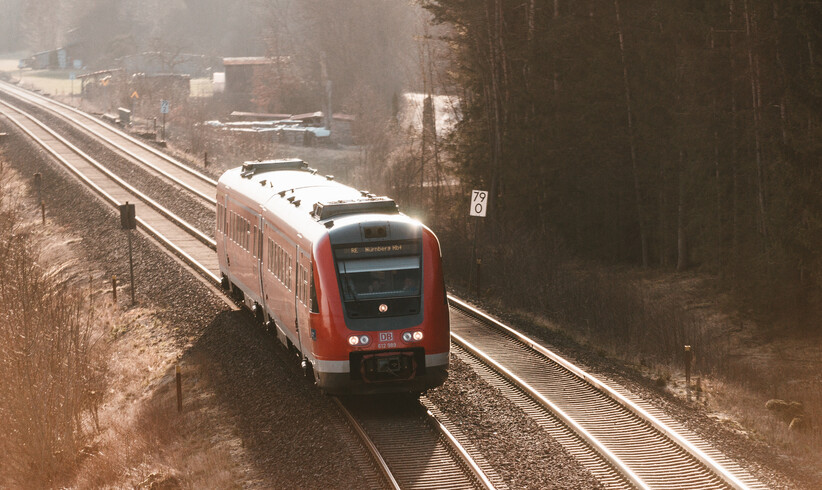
(337, 256, 421, 301)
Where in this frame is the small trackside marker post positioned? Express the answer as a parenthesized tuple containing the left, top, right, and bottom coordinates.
(112, 275, 117, 302)
(684, 345, 693, 386)
(176, 364, 183, 413)
(119, 202, 137, 306)
(33, 172, 42, 202)
(476, 257, 482, 300)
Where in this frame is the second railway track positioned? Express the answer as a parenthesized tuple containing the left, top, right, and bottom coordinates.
(447, 297, 766, 490)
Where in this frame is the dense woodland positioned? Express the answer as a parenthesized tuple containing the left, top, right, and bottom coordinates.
(421, 0, 822, 330)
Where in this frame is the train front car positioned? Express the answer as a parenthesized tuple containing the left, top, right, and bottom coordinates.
(216, 159, 449, 396)
(312, 208, 450, 395)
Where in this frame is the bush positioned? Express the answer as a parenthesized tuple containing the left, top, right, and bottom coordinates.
(0, 163, 105, 487)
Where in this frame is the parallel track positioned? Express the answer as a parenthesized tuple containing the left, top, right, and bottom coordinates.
(0, 80, 217, 207)
(0, 84, 492, 490)
(447, 297, 767, 490)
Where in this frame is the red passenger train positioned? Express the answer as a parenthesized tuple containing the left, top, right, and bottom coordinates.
(216, 159, 450, 395)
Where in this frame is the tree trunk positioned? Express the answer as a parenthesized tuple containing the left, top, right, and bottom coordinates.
(614, 0, 649, 267)
(743, 0, 769, 241)
(677, 150, 689, 271)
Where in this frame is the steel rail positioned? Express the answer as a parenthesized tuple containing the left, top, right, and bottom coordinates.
(0, 98, 216, 252)
(425, 409, 497, 490)
(332, 397, 401, 490)
(452, 331, 648, 489)
(447, 295, 752, 490)
(0, 80, 218, 191)
(0, 101, 219, 285)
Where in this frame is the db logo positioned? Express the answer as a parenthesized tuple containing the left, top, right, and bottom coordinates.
(379, 332, 393, 342)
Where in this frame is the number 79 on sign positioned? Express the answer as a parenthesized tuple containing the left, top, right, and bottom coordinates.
(470, 190, 489, 217)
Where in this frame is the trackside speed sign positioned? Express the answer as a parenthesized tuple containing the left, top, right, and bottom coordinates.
(470, 189, 488, 217)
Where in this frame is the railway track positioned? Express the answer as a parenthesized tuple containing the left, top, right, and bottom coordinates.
(447, 297, 766, 490)
(0, 80, 217, 208)
(0, 83, 767, 489)
(0, 84, 491, 489)
(335, 395, 501, 490)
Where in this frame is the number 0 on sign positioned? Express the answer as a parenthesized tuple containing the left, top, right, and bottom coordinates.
(470, 190, 489, 217)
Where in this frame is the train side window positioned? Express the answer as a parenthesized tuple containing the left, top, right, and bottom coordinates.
(252, 226, 257, 257)
(276, 246, 281, 280)
(286, 254, 292, 290)
(233, 213, 238, 243)
(243, 219, 248, 250)
(300, 267, 305, 303)
(309, 265, 318, 313)
(301, 267, 305, 303)
(303, 266, 308, 304)
(303, 266, 309, 305)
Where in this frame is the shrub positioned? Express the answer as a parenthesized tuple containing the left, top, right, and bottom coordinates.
(0, 163, 105, 487)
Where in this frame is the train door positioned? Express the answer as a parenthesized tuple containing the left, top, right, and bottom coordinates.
(293, 244, 304, 355)
(256, 215, 267, 320)
(294, 243, 314, 372)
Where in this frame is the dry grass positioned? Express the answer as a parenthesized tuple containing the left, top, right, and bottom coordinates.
(0, 152, 247, 488)
(72, 334, 244, 489)
(0, 155, 107, 487)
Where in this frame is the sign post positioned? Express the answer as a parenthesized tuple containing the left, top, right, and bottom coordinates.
(468, 190, 489, 299)
(160, 100, 170, 141)
(119, 202, 137, 305)
(130, 90, 139, 117)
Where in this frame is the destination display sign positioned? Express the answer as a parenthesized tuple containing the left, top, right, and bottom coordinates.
(335, 241, 420, 260)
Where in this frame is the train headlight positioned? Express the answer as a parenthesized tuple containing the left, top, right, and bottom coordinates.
(412, 331, 423, 341)
(402, 332, 412, 342)
(348, 335, 370, 346)
(402, 331, 423, 342)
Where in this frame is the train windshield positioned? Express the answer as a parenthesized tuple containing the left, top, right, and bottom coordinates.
(338, 256, 421, 301)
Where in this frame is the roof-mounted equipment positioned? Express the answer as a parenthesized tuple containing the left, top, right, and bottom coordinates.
(240, 158, 307, 178)
(312, 197, 399, 221)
